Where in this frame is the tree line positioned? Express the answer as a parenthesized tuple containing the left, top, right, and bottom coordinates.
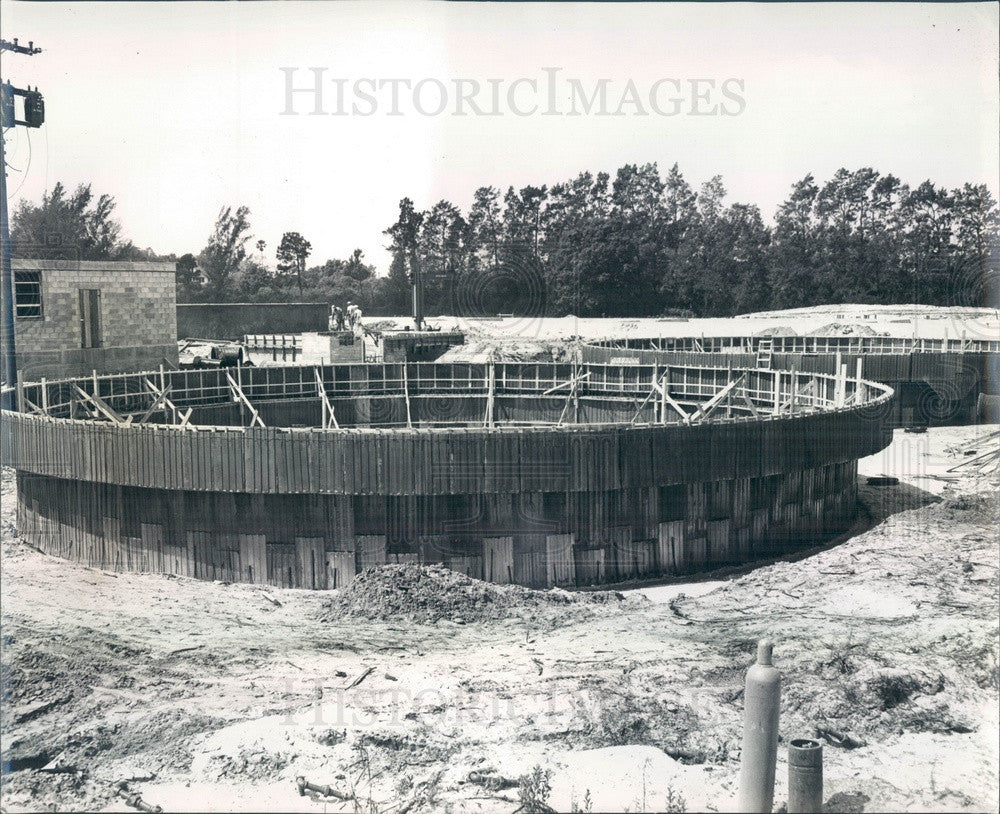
(9, 188, 383, 309)
(384, 164, 998, 318)
(10, 164, 998, 318)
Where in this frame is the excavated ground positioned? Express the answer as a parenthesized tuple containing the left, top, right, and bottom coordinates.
(1, 425, 997, 813)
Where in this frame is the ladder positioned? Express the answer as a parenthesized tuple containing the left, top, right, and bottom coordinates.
(756, 337, 773, 369)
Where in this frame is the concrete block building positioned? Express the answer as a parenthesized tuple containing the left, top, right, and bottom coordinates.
(12, 258, 178, 381)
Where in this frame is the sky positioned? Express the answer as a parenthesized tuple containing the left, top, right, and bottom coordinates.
(2, 1, 998, 274)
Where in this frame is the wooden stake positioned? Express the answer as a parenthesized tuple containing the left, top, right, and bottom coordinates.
(484, 359, 495, 428)
(778, 377, 815, 414)
(402, 363, 412, 428)
(138, 382, 173, 423)
(226, 370, 265, 427)
(73, 384, 129, 425)
(19, 395, 46, 415)
(572, 362, 580, 424)
(690, 374, 746, 423)
(542, 371, 590, 396)
(315, 367, 338, 429)
(144, 377, 186, 425)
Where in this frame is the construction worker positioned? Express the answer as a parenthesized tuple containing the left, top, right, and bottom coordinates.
(332, 305, 345, 331)
(353, 305, 363, 333)
(346, 302, 356, 330)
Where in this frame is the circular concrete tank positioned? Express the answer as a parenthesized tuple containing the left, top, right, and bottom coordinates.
(2, 360, 894, 589)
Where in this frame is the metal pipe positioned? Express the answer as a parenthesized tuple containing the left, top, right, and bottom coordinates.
(296, 775, 353, 801)
(788, 738, 823, 813)
(737, 639, 781, 813)
(115, 783, 162, 813)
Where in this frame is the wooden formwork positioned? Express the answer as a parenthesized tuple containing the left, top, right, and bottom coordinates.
(6, 362, 890, 589)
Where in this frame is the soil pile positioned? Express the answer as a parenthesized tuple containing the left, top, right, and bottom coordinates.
(807, 321, 884, 337)
(434, 338, 578, 363)
(321, 563, 622, 623)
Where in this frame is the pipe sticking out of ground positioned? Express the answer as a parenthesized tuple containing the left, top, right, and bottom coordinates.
(788, 738, 824, 813)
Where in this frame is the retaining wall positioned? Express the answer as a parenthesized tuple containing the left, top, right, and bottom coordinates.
(177, 303, 328, 339)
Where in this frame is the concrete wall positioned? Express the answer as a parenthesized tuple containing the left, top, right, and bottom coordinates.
(327, 331, 366, 363)
(177, 303, 328, 339)
(382, 331, 466, 362)
(13, 259, 178, 381)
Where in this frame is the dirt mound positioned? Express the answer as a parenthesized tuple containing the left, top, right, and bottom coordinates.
(753, 325, 797, 337)
(806, 321, 884, 337)
(435, 338, 577, 363)
(321, 564, 622, 623)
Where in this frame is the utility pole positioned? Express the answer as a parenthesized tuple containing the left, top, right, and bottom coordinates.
(408, 248, 424, 331)
(1, 36, 45, 395)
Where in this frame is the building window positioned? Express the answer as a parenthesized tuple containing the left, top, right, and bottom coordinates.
(14, 271, 42, 318)
(79, 288, 103, 349)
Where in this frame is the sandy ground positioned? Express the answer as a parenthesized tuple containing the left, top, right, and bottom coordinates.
(239, 305, 998, 368)
(361, 305, 999, 344)
(1, 425, 998, 813)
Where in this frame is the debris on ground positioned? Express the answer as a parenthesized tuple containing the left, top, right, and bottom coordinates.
(434, 338, 579, 363)
(806, 322, 885, 337)
(1, 425, 997, 813)
(321, 563, 623, 624)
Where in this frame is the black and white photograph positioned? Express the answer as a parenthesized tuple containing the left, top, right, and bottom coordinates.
(1, 1, 997, 811)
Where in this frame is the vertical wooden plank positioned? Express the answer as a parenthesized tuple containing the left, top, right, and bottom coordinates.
(239, 533, 267, 584)
(295, 536, 327, 590)
(483, 536, 514, 584)
(356, 534, 387, 571)
(573, 547, 605, 586)
(267, 542, 297, 588)
(706, 518, 732, 564)
(545, 533, 574, 586)
(657, 520, 684, 573)
(326, 551, 356, 589)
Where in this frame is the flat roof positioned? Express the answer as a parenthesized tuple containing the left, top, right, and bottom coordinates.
(12, 259, 176, 273)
